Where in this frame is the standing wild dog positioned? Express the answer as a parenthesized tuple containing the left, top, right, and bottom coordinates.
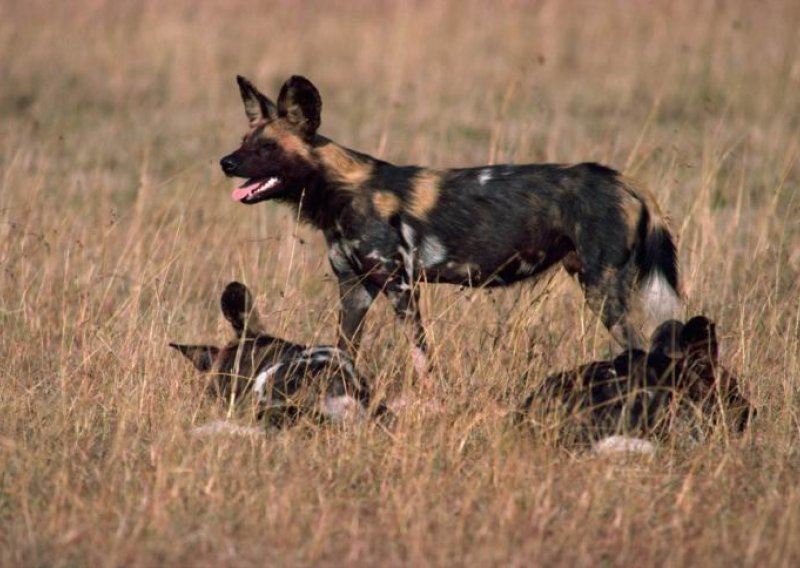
(219, 75, 680, 373)
(170, 282, 377, 426)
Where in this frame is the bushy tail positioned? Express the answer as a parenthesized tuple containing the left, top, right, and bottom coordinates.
(635, 206, 680, 294)
(623, 177, 681, 326)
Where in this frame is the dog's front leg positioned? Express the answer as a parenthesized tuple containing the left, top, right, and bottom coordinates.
(327, 238, 379, 355)
(335, 273, 379, 356)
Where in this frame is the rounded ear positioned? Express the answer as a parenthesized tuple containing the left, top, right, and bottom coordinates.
(237, 75, 277, 126)
(170, 343, 219, 372)
(681, 316, 718, 363)
(221, 281, 263, 336)
(277, 75, 321, 139)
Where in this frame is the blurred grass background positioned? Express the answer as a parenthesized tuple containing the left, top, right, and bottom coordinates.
(1, 1, 799, 565)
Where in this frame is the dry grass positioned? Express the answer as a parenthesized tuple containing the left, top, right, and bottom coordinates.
(1, 1, 800, 565)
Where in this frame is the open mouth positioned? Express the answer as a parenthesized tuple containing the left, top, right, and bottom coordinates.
(231, 176, 281, 203)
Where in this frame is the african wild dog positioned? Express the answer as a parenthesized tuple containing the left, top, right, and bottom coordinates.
(519, 316, 754, 449)
(170, 281, 378, 426)
(219, 75, 681, 374)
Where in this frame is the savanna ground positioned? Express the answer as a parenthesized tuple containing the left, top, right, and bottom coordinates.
(1, 1, 799, 566)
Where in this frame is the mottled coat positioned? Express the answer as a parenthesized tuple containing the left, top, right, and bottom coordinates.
(220, 75, 681, 371)
(171, 282, 376, 426)
(521, 316, 754, 445)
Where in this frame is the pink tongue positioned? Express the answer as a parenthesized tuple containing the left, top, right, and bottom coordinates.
(231, 180, 259, 202)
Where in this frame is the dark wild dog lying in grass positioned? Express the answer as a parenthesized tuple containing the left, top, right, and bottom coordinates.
(519, 316, 754, 452)
(171, 282, 378, 427)
(219, 75, 680, 374)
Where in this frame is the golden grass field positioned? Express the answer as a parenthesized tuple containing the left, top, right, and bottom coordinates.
(2, 1, 799, 565)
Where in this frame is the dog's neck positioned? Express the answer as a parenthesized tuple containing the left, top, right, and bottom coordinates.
(280, 136, 385, 230)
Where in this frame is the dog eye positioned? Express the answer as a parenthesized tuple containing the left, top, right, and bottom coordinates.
(257, 141, 277, 155)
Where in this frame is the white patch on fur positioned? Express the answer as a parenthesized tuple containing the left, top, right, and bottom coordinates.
(419, 235, 447, 268)
(321, 395, 364, 422)
(641, 271, 681, 329)
(478, 168, 492, 185)
(366, 249, 390, 263)
(190, 420, 262, 437)
(400, 222, 415, 247)
(348, 285, 375, 310)
(300, 346, 350, 365)
(298, 345, 346, 359)
(592, 435, 655, 456)
(340, 239, 362, 270)
(296, 347, 359, 382)
(328, 242, 352, 274)
(517, 259, 539, 276)
(253, 364, 282, 402)
(399, 223, 416, 281)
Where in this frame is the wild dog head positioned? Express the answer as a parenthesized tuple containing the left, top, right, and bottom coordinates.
(170, 282, 372, 425)
(219, 75, 322, 205)
(612, 315, 754, 435)
(170, 281, 278, 405)
(651, 316, 754, 432)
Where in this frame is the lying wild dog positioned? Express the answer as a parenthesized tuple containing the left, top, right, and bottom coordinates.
(219, 75, 680, 373)
(519, 316, 754, 450)
(170, 282, 379, 427)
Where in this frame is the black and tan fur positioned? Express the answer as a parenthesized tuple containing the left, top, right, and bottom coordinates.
(170, 282, 377, 426)
(519, 316, 754, 446)
(220, 75, 681, 371)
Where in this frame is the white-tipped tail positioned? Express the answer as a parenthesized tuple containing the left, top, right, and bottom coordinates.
(641, 271, 681, 333)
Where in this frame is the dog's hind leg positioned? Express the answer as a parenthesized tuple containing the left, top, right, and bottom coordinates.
(579, 263, 645, 350)
(385, 281, 430, 378)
